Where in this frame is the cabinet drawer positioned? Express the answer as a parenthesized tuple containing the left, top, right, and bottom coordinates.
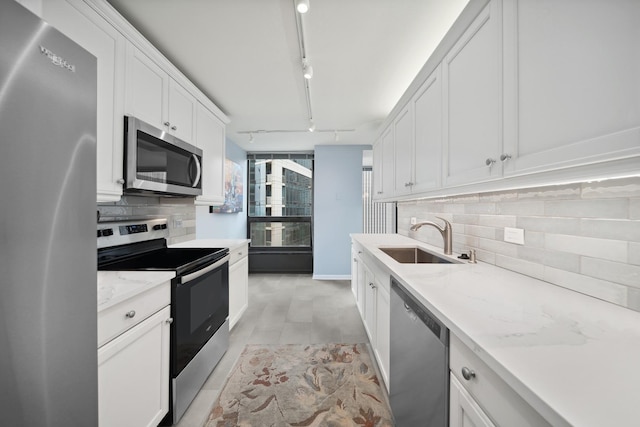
(450, 334, 551, 427)
(229, 243, 248, 265)
(98, 282, 170, 348)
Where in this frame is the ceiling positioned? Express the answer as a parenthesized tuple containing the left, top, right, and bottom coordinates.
(107, 0, 469, 152)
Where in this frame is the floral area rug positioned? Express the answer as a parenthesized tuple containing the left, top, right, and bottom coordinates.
(204, 343, 394, 427)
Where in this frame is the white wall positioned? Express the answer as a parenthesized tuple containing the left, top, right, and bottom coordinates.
(196, 139, 247, 239)
(313, 145, 370, 279)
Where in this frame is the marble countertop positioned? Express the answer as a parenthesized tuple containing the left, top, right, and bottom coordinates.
(170, 238, 251, 251)
(351, 233, 640, 427)
(97, 271, 175, 313)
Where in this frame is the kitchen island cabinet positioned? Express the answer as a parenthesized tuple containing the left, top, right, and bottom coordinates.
(351, 233, 640, 427)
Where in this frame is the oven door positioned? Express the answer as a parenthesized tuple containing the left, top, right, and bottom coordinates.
(172, 254, 229, 375)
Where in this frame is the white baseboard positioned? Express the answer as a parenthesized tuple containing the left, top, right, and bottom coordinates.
(312, 274, 352, 281)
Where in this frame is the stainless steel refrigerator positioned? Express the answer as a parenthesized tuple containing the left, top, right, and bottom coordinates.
(0, 1, 98, 426)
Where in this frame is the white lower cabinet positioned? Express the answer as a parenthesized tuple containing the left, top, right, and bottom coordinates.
(450, 374, 496, 427)
(449, 334, 551, 427)
(350, 241, 390, 389)
(228, 244, 249, 329)
(98, 305, 171, 427)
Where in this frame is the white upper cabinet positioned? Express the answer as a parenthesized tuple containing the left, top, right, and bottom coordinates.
(43, 0, 126, 202)
(373, 126, 395, 201)
(411, 65, 443, 194)
(125, 44, 196, 144)
(194, 103, 225, 205)
(502, 0, 640, 176)
(442, 0, 502, 187)
(393, 104, 414, 196)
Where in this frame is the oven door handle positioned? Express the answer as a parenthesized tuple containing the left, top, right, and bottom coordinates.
(180, 254, 230, 284)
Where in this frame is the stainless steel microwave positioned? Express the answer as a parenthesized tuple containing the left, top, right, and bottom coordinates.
(123, 116, 203, 197)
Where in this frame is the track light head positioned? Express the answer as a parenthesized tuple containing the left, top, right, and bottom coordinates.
(308, 120, 316, 132)
(296, 0, 309, 14)
(249, 133, 254, 143)
(303, 62, 313, 79)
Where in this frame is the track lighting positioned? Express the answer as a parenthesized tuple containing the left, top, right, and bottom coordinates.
(308, 120, 315, 132)
(249, 133, 254, 143)
(303, 61, 313, 79)
(334, 130, 339, 142)
(296, 0, 309, 14)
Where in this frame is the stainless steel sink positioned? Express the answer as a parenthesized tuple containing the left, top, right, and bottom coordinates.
(379, 246, 458, 264)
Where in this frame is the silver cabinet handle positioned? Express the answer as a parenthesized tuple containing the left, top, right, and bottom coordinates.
(369, 282, 376, 289)
(377, 191, 383, 194)
(163, 121, 170, 127)
(500, 153, 512, 162)
(171, 125, 177, 131)
(166, 318, 174, 324)
(116, 178, 125, 184)
(125, 310, 136, 319)
(485, 158, 496, 166)
(461, 366, 476, 381)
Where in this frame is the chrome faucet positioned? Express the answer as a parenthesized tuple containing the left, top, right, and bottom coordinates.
(410, 217, 453, 255)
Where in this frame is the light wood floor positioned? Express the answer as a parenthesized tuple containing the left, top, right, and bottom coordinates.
(176, 274, 369, 427)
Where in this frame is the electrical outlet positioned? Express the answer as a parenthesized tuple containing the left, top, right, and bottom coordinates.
(173, 218, 183, 228)
(410, 217, 417, 225)
(504, 227, 525, 245)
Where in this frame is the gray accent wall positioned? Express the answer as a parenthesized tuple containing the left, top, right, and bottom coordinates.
(397, 176, 640, 312)
(196, 138, 247, 239)
(314, 145, 370, 278)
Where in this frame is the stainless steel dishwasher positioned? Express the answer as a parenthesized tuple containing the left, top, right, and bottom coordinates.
(390, 277, 449, 427)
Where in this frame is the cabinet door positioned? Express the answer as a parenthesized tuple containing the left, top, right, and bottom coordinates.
(351, 248, 359, 300)
(194, 103, 225, 205)
(98, 306, 171, 427)
(126, 44, 168, 131)
(381, 126, 395, 197)
(372, 137, 384, 200)
(43, 0, 125, 202)
(503, 0, 640, 176)
(229, 256, 249, 330)
(394, 104, 414, 195)
(363, 266, 377, 345)
(412, 65, 443, 193)
(443, 0, 502, 187)
(168, 79, 196, 143)
(450, 374, 496, 427)
(374, 280, 390, 390)
(356, 254, 366, 316)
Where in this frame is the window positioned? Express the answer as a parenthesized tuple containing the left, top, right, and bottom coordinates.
(247, 154, 313, 248)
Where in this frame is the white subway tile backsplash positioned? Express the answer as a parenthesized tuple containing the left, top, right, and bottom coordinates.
(495, 254, 544, 281)
(581, 258, 640, 288)
(545, 234, 627, 263)
(516, 216, 581, 235)
(545, 199, 629, 219)
(580, 219, 640, 242)
(396, 177, 640, 312)
(630, 243, 640, 266)
(581, 177, 640, 199)
(543, 267, 628, 306)
(496, 200, 545, 216)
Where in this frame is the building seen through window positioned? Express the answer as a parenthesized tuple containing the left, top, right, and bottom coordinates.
(248, 155, 313, 248)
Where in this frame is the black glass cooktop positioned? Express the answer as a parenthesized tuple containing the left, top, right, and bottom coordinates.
(98, 238, 228, 275)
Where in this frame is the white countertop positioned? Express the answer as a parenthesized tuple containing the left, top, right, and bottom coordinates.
(169, 238, 250, 251)
(352, 233, 640, 427)
(97, 271, 175, 313)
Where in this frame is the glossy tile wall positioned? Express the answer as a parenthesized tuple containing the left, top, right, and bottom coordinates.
(97, 195, 196, 245)
(397, 176, 640, 312)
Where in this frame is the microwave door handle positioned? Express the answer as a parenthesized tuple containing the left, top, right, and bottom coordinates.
(180, 254, 229, 285)
(191, 154, 201, 188)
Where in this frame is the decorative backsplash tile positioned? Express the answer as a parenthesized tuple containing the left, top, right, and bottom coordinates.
(397, 176, 640, 312)
(97, 195, 196, 245)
